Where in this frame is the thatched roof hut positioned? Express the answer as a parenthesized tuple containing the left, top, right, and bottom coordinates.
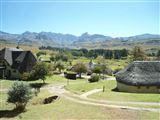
(115, 61, 160, 93)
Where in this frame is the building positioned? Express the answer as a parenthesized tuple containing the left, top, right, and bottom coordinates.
(0, 47, 37, 79)
(115, 61, 160, 93)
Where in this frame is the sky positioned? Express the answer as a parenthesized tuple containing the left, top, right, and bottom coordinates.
(0, 0, 159, 37)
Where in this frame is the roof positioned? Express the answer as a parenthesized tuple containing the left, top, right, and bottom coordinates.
(7, 48, 23, 51)
(0, 48, 24, 65)
(115, 61, 160, 86)
(0, 47, 37, 73)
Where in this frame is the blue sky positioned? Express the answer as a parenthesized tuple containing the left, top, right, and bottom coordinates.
(0, 0, 159, 37)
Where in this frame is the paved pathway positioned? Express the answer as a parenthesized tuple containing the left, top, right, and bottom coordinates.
(47, 84, 160, 112)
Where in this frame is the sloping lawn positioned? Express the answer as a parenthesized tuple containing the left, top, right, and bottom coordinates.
(0, 75, 159, 120)
(0, 89, 159, 120)
(66, 80, 160, 102)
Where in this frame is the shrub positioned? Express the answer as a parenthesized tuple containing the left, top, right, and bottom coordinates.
(7, 82, 32, 110)
(88, 74, 99, 83)
(20, 72, 30, 81)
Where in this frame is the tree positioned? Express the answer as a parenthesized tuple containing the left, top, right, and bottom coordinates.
(54, 61, 65, 73)
(114, 50, 122, 59)
(54, 53, 69, 62)
(73, 62, 87, 78)
(156, 50, 160, 60)
(121, 49, 128, 57)
(96, 56, 105, 64)
(36, 51, 46, 58)
(30, 62, 49, 83)
(92, 66, 102, 76)
(7, 82, 32, 110)
(50, 55, 55, 62)
(157, 50, 160, 57)
(132, 46, 147, 61)
(104, 50, 113, 59)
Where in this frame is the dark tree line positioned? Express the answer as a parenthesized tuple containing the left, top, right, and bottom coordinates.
(39, 46, 128, 59)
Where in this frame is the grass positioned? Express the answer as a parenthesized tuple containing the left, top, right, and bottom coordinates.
(0, 89, 159, 120)
(1, 75, 159, 103)
(72, 57, 129, 70)
(0, 80, 15, 90)
(1, 75, 160, 119)
(0, 75, 67, 89)
(66, 79, 160, 102)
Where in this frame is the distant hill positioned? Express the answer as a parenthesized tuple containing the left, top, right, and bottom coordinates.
(0, 31, 160, 49)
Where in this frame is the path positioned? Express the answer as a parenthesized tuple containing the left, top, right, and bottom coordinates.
(47, 84, 160, 112)
(80, 89, 102, 98)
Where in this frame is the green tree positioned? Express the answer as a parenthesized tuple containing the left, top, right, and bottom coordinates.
(30, 62, 49, 83)
(73, 62, 87, 78)
(50, 55, 55, 62)
(132, 46, 147, 61)
(92, 66, 102, 76)
(7, 82, 32, 110)
(156, 50, 160, 60)
(36, 51, 46, 58)
(54, 61, 65, 73)
(157, 50, 160, 57)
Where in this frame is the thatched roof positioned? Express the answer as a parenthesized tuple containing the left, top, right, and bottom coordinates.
(115, 61, 160, 86)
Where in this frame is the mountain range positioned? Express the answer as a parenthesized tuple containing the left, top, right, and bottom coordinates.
(0, 31, 160, 49)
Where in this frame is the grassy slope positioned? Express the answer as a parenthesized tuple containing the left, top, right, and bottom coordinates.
(66, 80, 160, 102)
(0, 88, 159, 120)
(1, 75, 159, 120)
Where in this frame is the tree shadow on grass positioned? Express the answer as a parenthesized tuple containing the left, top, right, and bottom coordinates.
(30, 83, 48, 96)
(29, 83, 48, 89)
(0, 108, 26, 118)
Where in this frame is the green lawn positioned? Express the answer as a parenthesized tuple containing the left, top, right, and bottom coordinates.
(1, 75, 159, 103)
(66, 79, 160, 102)
(72, 57, 129, 70)
(1, 75, 160, 120)
(0, 75, 67, 90)
(0, 89, 159, 120)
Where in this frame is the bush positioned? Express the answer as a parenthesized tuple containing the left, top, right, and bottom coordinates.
(88, 74, 99, 83)
(20, 72, 30, 81)
(7, 82, 32, 110)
